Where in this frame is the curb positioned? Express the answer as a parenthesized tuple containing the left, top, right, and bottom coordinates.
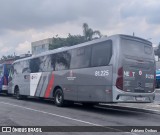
(98, 103, 160, 115)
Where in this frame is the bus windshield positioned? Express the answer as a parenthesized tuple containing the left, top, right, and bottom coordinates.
(121, 39, 154, 59)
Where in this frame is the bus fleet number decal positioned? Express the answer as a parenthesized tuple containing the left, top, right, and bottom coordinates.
(95, 70, 109, 76)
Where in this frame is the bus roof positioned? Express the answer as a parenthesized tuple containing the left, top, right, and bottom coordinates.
(13, 34, 152, 64)
(119, 34, 152, 45)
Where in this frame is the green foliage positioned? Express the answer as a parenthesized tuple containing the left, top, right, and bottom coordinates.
(83, 23, 102, 41)
(49, 23, 102, 50)
(49, 34, 85, 50)
(49, 37, 66, 50)
(66, 34, 86, 46)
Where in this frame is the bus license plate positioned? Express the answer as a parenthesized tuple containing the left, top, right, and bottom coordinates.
(136, 97, 145, 101)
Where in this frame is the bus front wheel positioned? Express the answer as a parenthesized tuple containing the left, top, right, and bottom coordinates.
(15, 87, 22, 100)
(54, 89, 65, 107)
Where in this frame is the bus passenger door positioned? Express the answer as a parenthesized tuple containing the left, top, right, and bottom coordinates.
(59, 70, 77, 101)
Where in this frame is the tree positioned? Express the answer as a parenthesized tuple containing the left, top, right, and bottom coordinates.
(65, 34, 85, 46)
(49, 34, 85, 50)
(82, 23, 102, 41)
(49, 23, 102, 50)
(49, 36, 66, 50)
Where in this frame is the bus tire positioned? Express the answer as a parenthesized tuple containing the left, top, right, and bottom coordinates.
(15, 87, 22, 100)
(54, 88, 65, 107)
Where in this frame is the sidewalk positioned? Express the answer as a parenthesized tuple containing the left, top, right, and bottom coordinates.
(118, 102, 160, 113)
(101, 102, 160, 115)
(101, 89, 160, 114)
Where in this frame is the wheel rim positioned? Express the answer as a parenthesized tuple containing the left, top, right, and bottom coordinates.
(56, 91, 62, 104)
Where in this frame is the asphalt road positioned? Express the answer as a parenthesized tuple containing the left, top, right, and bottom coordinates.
(0, 95, 160, 135)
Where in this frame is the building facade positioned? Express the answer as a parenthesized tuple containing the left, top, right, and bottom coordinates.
(31, 38, 52, 55)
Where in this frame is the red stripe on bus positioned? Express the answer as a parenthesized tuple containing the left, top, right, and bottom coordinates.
(44, 73, 54, 98)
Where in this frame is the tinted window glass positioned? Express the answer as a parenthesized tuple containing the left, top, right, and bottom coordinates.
(51, 54, 56, 71)
(121, 39, 154, 59)
(55, 51, 71, 71)
(39, 55, 53, 72)
(13, 61, 30, 74)
(70, 46, 91, 69)
(144, 46, 152, 54)
(14, 62, 21, 74)
(29, 58, 40, 73)
(21, 60, 30, 73)
(91, 40, 112, 67)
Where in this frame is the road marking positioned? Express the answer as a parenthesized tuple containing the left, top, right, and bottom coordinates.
(0, 101, 101, 126)
(0, 101, 138, 134)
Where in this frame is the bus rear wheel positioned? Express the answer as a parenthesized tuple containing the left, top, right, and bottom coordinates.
(54, 89, 65, 107)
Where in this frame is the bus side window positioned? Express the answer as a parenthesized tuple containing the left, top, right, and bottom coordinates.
(39, 55, 53, 72)
(51, 54, 56, 71)
(55, 51, 71, 71)
(22, 67, 30, 73)
(70, 46, 91, 69)
(14, 63, 20, 75)
(91, 40, 112, 67)
(29, 58, 40, 73)
(22, 60, 30, 73)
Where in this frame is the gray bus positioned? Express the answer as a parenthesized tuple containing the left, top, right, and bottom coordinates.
(8, 34, 156, 106)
